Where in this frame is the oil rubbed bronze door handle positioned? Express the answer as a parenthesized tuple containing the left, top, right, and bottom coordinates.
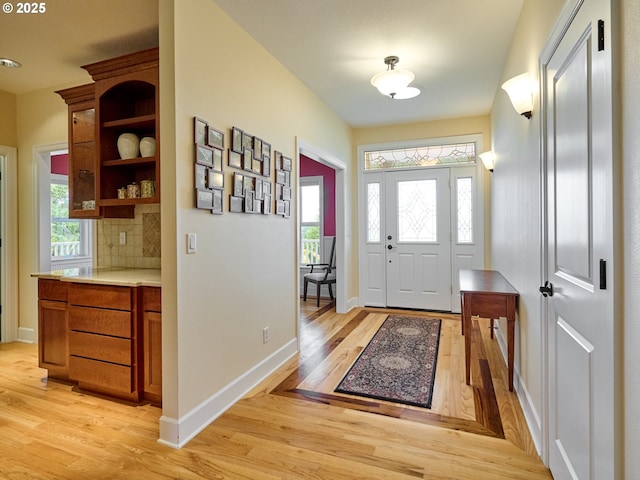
(539, 281, 554, 297)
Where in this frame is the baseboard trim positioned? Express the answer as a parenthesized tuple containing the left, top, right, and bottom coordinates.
(158, 338, 298, 449)
(494, 320, 543, 456)
(17, 327, 35, 344)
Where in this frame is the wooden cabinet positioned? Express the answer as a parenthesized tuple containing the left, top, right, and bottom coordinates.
(83, 47, 160, 208)
(55, 84, 100, 219)
(37, 279, 69, 380)
(55, 48, 159, 218)
(37, 279, 162, 404)
(67, 283, 141, 402)
(141, 287, 162, 404)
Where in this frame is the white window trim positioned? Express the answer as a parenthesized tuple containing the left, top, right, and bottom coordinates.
(50, 172, 93, 264)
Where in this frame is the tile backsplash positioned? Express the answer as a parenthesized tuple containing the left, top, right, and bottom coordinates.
(97, 204, 161, 269)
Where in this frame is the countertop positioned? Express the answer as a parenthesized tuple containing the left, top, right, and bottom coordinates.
(31, 267, 161, 287)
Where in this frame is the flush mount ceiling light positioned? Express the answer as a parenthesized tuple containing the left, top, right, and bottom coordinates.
(371, 56, 420, 100)
(0, 57, 21, 68)
(502, 73, 533, 119)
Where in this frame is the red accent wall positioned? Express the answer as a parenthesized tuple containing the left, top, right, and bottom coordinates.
(300, 154, 336, 236)
(51, 153, 69, 176)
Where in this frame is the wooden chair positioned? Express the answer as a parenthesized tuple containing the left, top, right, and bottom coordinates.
(303, 236, 336, 307)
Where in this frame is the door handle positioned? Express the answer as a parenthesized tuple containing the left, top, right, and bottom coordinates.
(539, 281, 554, 297)
(387, 244, 393, 250)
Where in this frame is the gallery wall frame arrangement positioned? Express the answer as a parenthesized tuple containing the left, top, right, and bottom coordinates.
(193, 118, 292, 217)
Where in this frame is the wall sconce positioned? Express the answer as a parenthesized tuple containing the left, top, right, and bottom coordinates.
(479, 151, 495, 172)
(501, 73, 533, 119)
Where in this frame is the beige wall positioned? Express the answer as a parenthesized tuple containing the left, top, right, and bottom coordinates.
(488, 0, 570, 448)
(0, 90, 17, 146)
(16, 87, 69, 337)
(160, 0, 353, 429)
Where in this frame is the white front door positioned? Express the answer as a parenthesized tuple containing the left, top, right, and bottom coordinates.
(543, 0, 616, 477)
(385, 168, 451, 310)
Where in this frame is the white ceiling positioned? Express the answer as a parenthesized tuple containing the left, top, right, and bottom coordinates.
(0, 0, 524, 128)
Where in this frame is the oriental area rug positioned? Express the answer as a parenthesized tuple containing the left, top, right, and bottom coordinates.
(335, 315, 442, 408)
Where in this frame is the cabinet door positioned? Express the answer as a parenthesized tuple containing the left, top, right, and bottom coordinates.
(38, 299, 68, 379)
(143, 311, 162, 403)
(69, 106, 99, 218)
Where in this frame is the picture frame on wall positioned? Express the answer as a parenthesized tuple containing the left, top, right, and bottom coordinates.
(282, 156, 292, 172)
(263, 194, 272, 215)
(207, 126, 224, 149)
(243, 149, 253, 171)
(196, 144, 215, 167)
(194, 117, 208, 145)
(254, 199, 262, 214)
(275, 199, 285, 215)
(276, 170, 286, 185)
(282, 186, 291, 200)
(255, 178, 263, 200)
(262, 154, 271, 177)
(263, 181, 271, 195)
(230, 195, 244, 213)
(242, 132, 253, 151)
(231, 127, 244, 153)
(211, 189, 223, 215)
(252, 158, 262, 174)
(253, 137, 263, 160)
(274, 150, 283, 170)
(196, 189, 213, 209)
(229, 149, 242, 169)
(212, 147, 223, 171)
(243, 175, 254, 193)
(207, 170, 224, 190)
(284, 200, 291, 217)
(233, 172, 244, 197)
(245, 190, 255, 213)
(195, 163, 207, 190)
(262, 141, 271, 158)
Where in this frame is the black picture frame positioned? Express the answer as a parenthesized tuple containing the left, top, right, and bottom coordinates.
(243, 149, 253, 171)
(212, 147, 223, 171)
(233, 172, 244, 197)
(262, 154, 271, 177)
(231, 127, 244, 153)
(196, 189, 213, 209)
(196, 144, 215, 167)
(195, 163, 207, 190)
(282, 156, 292, 172)
(253, 137, 263, 160)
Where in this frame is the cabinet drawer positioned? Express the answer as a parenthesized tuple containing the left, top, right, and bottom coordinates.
(69, 356, 132, 393)
(38, 279, 68, 302)
(69, 331, 131, 366)
(69, 305, 132, 338)
(142, 287, 161, 312)
(68, 283, 131, 310)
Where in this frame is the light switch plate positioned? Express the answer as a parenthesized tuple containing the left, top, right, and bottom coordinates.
(119, 232, 126, 245)
(187, 233, 196, 254)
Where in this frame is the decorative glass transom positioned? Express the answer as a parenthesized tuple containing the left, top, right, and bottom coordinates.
(364, 142, 476, 170)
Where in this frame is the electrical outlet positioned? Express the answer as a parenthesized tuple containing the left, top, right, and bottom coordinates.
(262, 326, 269, 344)
(119, 232, 126, 245)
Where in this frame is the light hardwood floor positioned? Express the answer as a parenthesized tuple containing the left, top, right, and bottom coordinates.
(0, 301, 551, 479)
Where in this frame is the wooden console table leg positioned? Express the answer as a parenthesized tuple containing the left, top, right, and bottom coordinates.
(507, 296, 516, 391)
(463, 293, 472, 385)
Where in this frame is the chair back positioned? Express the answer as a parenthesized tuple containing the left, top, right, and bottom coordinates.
(327, 236, 337, 270)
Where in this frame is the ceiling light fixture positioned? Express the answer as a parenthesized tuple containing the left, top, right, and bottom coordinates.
(0, 58, 22, 68)
(501, 73, 533, 119)
(371, 56, 420, 100)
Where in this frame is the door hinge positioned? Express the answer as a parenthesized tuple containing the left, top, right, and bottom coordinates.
(598, 20, 605, 51)
(600, 259, 607, 289)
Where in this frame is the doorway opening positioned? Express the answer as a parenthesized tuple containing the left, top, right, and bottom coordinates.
(0, 146, 18, 343)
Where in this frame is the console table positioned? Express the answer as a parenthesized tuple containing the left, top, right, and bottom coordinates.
(459, 269, 519, 391)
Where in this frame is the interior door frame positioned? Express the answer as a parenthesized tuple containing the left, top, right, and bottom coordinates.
(296, 138, 348, 315)
(357, 135, 485, 311)
(0, 146, 18, 343)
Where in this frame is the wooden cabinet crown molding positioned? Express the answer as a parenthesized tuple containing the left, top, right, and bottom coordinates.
(55, 83, 95, 105)
(82, 47, 159, 81)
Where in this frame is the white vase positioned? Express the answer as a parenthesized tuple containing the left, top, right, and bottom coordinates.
(139, 136, 156, 157)
(117, 133, 139, 159)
